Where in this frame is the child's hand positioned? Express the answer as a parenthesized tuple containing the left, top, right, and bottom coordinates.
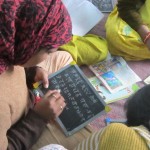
(33, 90, 66, 122)
(34, 67, 49, 88)
(146, 38, 150, 50)
(137, 25, 150, 50)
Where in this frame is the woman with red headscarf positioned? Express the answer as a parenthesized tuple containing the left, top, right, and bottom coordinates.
(0, 0, 82, 149)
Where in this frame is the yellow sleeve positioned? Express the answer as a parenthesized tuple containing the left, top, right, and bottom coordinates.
(60, 34, 108, 66)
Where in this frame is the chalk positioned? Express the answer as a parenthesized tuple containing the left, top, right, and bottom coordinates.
(33, 82, 40, 89)
(57, 89, 61, 93)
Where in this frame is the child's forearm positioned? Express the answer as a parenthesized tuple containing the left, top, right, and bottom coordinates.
(137, 25, 150, 41)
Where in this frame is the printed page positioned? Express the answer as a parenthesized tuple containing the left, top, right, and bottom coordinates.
(89, 56, 141, 93)
(62, 0, 104, 36)
(89, 76, 140, 104)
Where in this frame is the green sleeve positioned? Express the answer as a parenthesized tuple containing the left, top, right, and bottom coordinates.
(117, 0, 146, 30)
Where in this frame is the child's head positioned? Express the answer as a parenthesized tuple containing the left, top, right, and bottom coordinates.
(125, 85, 150, 130)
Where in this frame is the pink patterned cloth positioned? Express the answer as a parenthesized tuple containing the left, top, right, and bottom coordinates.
(0, 0, 72, 74)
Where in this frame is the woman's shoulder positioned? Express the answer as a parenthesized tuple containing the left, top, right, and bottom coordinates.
(0, 66, 26, 89)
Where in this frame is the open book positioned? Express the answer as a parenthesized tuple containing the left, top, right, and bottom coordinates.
(89, 76, 140, 104)
(33, 64, 106, 136)
(89, 56, 141, 93)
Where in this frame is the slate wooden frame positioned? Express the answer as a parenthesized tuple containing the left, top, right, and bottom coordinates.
(89, 0, 114, 13)
(36, 64, 106, 136)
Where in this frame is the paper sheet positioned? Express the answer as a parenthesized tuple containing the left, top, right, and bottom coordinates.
(62, 0, 104, 36)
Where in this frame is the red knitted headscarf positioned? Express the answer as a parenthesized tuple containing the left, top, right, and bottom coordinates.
(0, 0, 72, 74)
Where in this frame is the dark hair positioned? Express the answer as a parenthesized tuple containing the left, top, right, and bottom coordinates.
(125, 85, 150, 131)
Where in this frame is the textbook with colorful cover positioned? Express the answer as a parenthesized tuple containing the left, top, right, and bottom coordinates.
(89, 76, 140, 104)
(89, 56, 141, 93)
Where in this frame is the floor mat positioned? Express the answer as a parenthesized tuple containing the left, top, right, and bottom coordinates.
(82, 60, 150, 130)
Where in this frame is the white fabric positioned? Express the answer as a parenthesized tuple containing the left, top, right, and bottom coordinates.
(62, 0, 103, 36)
(39, 144, 68, 150)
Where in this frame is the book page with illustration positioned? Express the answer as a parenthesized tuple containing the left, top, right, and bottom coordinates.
(89, 76, 140, 104)
(89, 56, 141, 93)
